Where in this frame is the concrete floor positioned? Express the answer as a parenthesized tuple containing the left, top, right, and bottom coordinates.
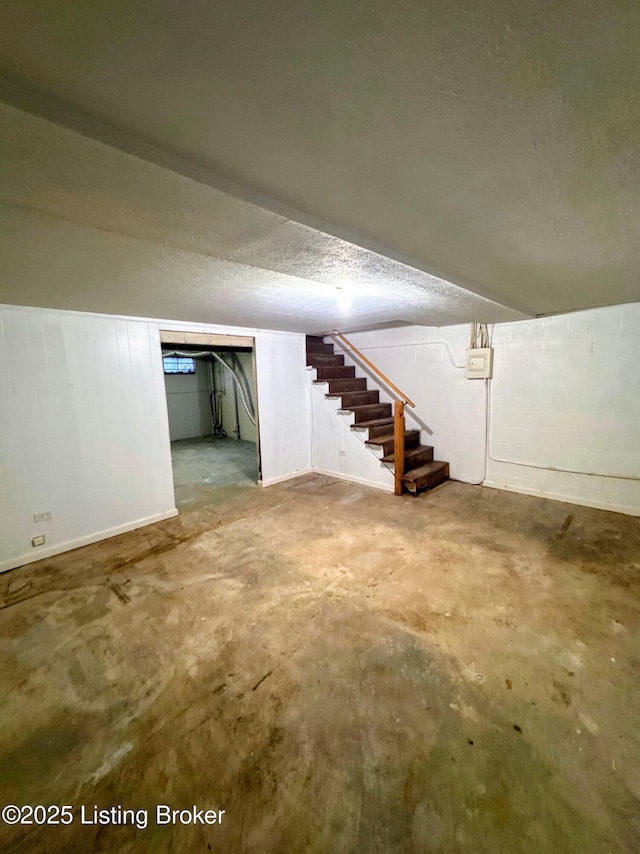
(170, 437, 258, 508)
(1, 476, 639, 853)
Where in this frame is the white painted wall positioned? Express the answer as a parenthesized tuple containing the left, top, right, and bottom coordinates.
(0, 305, 311, 572)
(0, 306, 177, 572)
(253, 331, 311, 486)
(339, 304, 640, 515)
(163, 357, 213, 441)
(486, 304, 640, 515)
(217, 350, 258, 444)
(333, 325, 484, 484)
(310, 377, 394, 492)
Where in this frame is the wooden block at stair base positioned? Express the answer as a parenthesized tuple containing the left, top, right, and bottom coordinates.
(402, 461, 449, 495)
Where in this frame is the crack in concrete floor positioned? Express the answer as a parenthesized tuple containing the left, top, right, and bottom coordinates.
(0, 476, 639, 853)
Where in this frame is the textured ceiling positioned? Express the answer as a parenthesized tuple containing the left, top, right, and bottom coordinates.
(0, 102, 524, 332)
(1, 0, 639, 323)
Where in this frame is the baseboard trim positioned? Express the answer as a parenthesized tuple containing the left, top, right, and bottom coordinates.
(260, 468, 313, 487)
(311, 467, 395, 493)
(0, 509, 180, 574)
(483, 480, 640, 517)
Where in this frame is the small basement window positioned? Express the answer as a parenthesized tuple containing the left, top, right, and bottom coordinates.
(163, 355, 196, 375)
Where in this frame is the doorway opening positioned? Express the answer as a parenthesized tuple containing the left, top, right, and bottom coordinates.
(160, 334, 259, 510)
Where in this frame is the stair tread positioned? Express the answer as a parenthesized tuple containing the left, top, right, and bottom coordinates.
(381, 444, 433, 463)
(327, 390, 374, 399)
(313, 366, 356, 379)
(340, 403, 390, 412)
(351, 417, 394, 429)
(366, 429, 419, 446)
(402, 461, 449, 482)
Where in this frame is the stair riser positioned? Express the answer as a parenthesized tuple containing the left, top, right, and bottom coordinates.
(306, 342, 333, 355)
(307, 334, 449, 498)
(351, 404, 392, 423)
(370, 432, 420, 456)
(367, 422, 397, 440)
(383, 447, 434, 466)
(326, 378, 367, 394)
(315, 367, 356, 381)
(306, 354, 345, 367)
(332, 391, 380, 408)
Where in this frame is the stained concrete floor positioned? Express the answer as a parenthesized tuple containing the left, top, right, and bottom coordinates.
(1, 476, 640, 853)
(170, 437, 258, 508)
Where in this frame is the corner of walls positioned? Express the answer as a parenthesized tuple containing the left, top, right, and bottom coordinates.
(0, 305, 313, 572)
(309, 379, 395, 492)
(334, 306, 640, 517)
(334, 326, 485, 485)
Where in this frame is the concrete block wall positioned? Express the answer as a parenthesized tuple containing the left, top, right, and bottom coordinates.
(486, 303, 640, 514)
(342, 303, 640, 516)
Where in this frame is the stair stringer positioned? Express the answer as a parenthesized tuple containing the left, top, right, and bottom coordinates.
(309, 377, 395, 492)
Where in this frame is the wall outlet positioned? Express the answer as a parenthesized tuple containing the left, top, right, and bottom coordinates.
(339, 449, 346, 456)
(33, 511, 52, 523)
(32, 535, 45, 547)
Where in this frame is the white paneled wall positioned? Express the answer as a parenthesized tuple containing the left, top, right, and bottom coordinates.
(343, 304, 640, 515)
(253, 331, 312, 486)
(0, 306, 311, 572)
(0, 306, 177, 571)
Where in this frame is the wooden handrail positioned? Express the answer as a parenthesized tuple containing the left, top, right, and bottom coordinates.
(331, 331, 416, 408)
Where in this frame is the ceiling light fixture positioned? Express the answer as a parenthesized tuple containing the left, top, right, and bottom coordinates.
(336, 286, 352, 312)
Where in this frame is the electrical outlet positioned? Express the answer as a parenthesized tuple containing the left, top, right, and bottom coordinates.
(32, 535, 45, 547)
(339, 449, 346, 456)
(33, 511, 52, 523)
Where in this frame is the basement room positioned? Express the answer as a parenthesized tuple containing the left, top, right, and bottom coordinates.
(0, 2, 639, 853)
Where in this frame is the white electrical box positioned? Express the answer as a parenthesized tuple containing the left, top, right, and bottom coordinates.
(465, 347, 494, 379)
(32, 535, 45, 547)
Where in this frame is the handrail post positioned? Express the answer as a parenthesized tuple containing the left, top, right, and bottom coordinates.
(393, 400, 405, 496)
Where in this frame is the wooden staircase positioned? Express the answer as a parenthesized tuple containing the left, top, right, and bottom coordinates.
(307, 335, 449, 496)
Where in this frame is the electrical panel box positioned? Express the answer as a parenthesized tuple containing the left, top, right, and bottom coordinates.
(465, 347, 493, 379)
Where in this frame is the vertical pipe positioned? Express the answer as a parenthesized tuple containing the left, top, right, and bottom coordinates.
(393, 400, 405, 496)
(232, 375, 241, 440)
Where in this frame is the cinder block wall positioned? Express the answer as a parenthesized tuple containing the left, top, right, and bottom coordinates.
(341, 303, 640, 516)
